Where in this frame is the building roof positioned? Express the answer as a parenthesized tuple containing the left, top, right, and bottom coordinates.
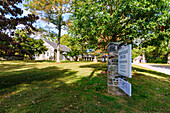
(42, 38, 71, 52)
(134, 55, 142, 60)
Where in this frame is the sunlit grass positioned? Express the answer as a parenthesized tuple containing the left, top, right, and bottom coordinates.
(0, 61, 169, 112)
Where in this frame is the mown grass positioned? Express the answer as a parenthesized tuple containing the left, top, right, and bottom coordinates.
(0, 61, 169, 113)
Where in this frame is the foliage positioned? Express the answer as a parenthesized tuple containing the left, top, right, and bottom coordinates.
(132, 47, 143, 60)
(25, 0, 71, 62)
(60, 34, 82, 61)
(69, 0, 169, 55)
(13, 29, 47, 59)
(0, 0, 39, 56)
(132, 45, 168, 63)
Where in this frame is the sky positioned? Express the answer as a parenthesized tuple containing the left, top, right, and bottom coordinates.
(5, 1, 72, 38)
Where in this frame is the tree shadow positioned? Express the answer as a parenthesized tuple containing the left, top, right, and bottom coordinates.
(0, 62, 169, 112)
(0, 63, 123, 113)
(0, 64, 27, 73)
(79, 63, 107, 71)
(0, 66, 77, 92)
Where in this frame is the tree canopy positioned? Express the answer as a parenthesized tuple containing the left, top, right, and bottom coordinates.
(69, 0, 169, 55)
(60, 34, 84, 61)
(0, 0, 39, 57)
(13, 29, 47, 59)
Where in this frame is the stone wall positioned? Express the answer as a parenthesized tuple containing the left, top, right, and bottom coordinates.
(107, 42, 125, 96)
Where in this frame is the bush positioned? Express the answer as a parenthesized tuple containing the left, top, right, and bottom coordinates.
(49, 56, 54, 60)
(79, 58, 82, 61)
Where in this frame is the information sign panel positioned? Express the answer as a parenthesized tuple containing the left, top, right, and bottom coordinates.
(118, 44, 132, 78)
(118, 78, 131, 96)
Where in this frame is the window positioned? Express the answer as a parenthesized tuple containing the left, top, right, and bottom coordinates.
(47, 52, 49, 56)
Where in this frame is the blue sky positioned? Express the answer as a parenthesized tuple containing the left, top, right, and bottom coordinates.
(5, 1, 72, 37)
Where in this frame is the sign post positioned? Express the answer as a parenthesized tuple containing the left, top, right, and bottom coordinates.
(107, 42, 120, 94)
(118, 45, 132, 78)
(107, 40, 132, 96)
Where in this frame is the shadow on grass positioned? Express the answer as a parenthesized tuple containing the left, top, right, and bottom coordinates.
(0, 63, 169, 112)
(0, 66, 77, 92)
(0, 63, 123, 113)
(79, 63, 107, 71)
(0, 64, 27, 73)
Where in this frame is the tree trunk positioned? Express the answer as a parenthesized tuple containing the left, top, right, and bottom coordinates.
(81, 45, 84, 61)
(73, 56, 79, 61)
(72, 56, 76, 61)
(143, 51, 146, 63)
(104, 56, 106, 62)
(63, 54, 70, 61)
(168, 44, 170, 64)
(56, 46, 60, 62)
(56, 12, 62, 63)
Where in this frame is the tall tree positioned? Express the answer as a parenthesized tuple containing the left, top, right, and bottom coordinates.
(69, 0, 169, 57)
(0, 0, 39, 56)
(25, 0, 71, 62)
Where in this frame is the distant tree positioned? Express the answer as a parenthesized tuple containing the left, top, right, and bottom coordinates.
(60, 34, 82, 61)
(13, 29, 47, 60)
(25, 0, 71, 62)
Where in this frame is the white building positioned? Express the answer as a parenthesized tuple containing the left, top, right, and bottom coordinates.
(133, 56, 142, 63)
(133, 55, 147, 63)
(35, 38, 71, 60)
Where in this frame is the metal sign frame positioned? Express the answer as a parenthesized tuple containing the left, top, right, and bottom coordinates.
(118, 44, 132, 78)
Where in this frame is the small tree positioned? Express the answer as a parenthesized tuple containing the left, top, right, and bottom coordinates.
(13, 29, 47, 60)
(60, 34, 82, 61)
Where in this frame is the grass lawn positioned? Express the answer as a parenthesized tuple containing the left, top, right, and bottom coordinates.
(0, 61, 169, 113)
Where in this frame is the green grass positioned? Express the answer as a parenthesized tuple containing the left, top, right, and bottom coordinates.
(0, 61, 169, 113)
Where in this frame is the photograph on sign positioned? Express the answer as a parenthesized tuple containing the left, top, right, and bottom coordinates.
(118, 78, 131, 96)
(118, 44, 132, 78)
